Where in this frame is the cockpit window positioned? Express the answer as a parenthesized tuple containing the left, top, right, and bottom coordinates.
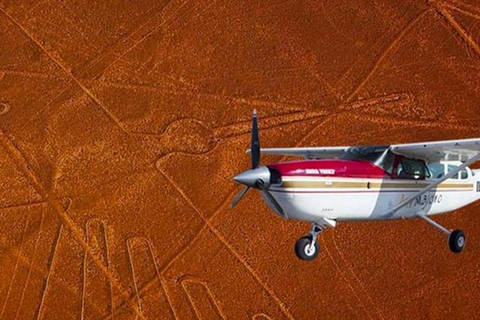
(397, 158, 430, 179)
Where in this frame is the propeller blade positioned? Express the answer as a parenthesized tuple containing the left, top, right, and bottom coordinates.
(251, 109, 260, 169)
(258, 183, 285, 216)
(230, 186, 250, 208)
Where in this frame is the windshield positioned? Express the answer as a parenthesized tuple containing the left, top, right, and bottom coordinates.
(341, 146, 393, 173)
(341, 146, 389, 162)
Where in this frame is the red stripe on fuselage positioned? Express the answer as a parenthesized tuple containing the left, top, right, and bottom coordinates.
(268, 160, 389, 179)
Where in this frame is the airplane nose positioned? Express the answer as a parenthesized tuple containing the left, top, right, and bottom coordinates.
(233, 166, 271, 188)
(233, 170, 259, 187)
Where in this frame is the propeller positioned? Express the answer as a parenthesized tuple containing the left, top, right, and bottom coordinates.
(230, 185, 249, 208)
(230, 110, 285, 216)
(230, 109, 258, 208)
(251, 109, 260, 169)
(257, 180, 285, 216)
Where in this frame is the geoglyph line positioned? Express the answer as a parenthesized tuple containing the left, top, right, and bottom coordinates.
(181, 278, 226, 320)
(81, 219, 114, 320)
(0, 215, 30, 318)
(34, 225, 63, 320)
(0, 132, 146, 319)
(13, 207, 46, 320)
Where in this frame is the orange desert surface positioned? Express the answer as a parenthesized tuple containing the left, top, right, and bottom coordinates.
(1, 0, 480, 319)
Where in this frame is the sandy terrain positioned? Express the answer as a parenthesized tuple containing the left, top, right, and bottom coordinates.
(1, 0, 480, 319)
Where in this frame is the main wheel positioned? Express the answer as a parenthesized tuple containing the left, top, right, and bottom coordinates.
(295, 236, 320, 261)
(449, 229, 466, 253)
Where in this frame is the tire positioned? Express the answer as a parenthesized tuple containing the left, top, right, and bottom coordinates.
(449, 229, 466, 253)
(295, 236, 320, 261)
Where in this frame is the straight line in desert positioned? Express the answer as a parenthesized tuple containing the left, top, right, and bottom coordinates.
(34, 225, 62, 320)
(346, 8, 431, 102)
(321, 240, 368, 319)
(328, 232, 384, 320)
(0, 8, 129, 134)
(81, 219, 114, 320)
(281, 40, 340, 102)
(0, 200, 107, 316)
(1, 240, 107, 316)
(77, 0, 176, 79)
(144, 238, 177, 320)
(102, 221, 115, 319)
(0, 200, 54, 212)
(446, 0, 480, 19)
(89, 78, 307, 113)
(79, 0, 193, 80)
(12, 83, 77, 136)
(213, 93, 408, 139)
(0, 132, 146, 319)
(12, 207, 46, 320)
(181, 278, 226, 320)
(357, 114, 480, 131)
(443, 4, 480, 20)
(0, 215, 30, 318)
(125, 237, 176, 320)
(434, 4, 480, 59)
(2, 0, 204, 137)
(126, 239, 144, 319)
(0, 69, 69, 81)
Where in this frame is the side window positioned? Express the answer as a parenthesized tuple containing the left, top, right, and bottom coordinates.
(447, 165, 460, 179)
(427, 162, 445, 179)
(461, 169, 468, 180)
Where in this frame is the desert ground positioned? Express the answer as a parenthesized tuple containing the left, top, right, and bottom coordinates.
(1, 0, 480, 319)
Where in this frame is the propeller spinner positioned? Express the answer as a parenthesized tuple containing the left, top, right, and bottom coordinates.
(231, 110, 285, 216)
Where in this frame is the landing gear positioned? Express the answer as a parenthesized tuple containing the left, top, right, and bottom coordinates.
(294, 222, 325, 261)
(449, 229, 466, 253)
(416, 213, 466, 253)
(295, 236, 319, 261)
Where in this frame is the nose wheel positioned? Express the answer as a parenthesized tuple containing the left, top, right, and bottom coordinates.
(295, 222, 325, 261)
(295, 236, 319, 261)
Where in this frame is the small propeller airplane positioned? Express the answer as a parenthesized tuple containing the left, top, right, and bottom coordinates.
(231, 110, 480, 261)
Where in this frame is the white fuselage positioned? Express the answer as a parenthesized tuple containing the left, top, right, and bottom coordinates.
(268, 171, 480, 222)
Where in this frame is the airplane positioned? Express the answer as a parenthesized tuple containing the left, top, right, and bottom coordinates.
(231, 110, 480, 261)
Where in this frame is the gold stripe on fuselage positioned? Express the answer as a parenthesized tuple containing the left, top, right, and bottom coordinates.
(281, 180, 473, 190)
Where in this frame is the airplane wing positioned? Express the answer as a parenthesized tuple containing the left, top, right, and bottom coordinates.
(246, 146, 350, 159)
(247, 138, 480, 161)
(391, 137, 480, 162)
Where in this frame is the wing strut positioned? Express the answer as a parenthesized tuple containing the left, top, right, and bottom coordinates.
(385, 153, 480, 217)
